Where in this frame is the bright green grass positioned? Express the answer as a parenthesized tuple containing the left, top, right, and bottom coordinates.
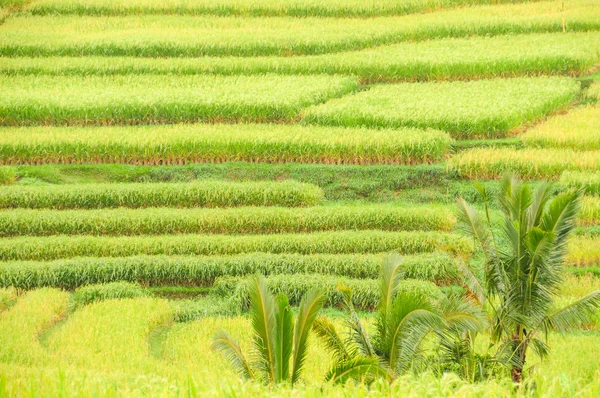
(521, 105, 600, 150)
(561, 171, 600, 196)
(2, 32, 599, 82)
(0, 252, 459, 289)
(448, 148, 600, 179)
(0, 231, 474, 261)
(303, 77, 579, 139)
(2, 0, 600, 57)
(0, 204, 456, 236)
(0, 287, 16, 312)
(0, 288, 69, 365)
(0, 124, 451, 165)
(24, 0, 537, 17)
(579, 197, 600, 226)
(0, 74, 358, 126)
(0, 180, 324, 209)
(568, 236, 600, 266)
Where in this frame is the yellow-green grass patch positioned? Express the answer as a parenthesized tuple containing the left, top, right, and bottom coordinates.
(0, 123, 451, 165)
(0, 74, 358, 126)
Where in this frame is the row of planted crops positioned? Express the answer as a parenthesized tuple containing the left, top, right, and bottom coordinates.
(1, 0, 600, 395)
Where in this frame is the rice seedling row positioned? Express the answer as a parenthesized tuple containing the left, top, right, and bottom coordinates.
(24, 0, 537, 17)
(0, 252, 459, 289)
(0, 231, 474, 261)
(0, 180, 324, 209)
(2, 1, 599, 57)
(0, 124, 451, 165)
(0, 204, 456, 236)
(0, 74, 358, 126)
(303, 77, 579, 139)
(521, 105, 600, 150)
(2, 32, 599, 83)
(448, 148, 600, 179)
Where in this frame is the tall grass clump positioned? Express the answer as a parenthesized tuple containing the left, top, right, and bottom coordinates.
(0, 231, 474, 261)
(0, 74, 358, 126)
(561, 171, 600, 196)
(70, 282, 149, 309)
(579, 197, 600, 225)
(2, 1, 600, 56)
(2, 32, 599, 82)
(24, 0, 539, 17)
(0, 252, 459, 289)
(0, 287, 16, 312)
(213, 273, 443, 310)
(0, 205, 456, 237)
(568, 236, 600, 266)
(0, 166, 15, 185)
(0, 288, 69, 365)
(0, 124, 450, 165)
(303, 77, 579, 139)
(0, 180, 324, 209)
(448, 148, 600, 179)
(521, 105, 600, 150)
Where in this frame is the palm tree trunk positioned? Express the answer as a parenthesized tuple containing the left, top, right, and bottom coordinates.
(511, 366, 523, 383)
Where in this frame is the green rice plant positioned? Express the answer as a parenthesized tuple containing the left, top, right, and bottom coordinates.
(0, 180, 324, 209)
(0, 166, 15, 185)
(2, 32, 600, 83)
(0, 287, 16, 312)
(0, 205, 456, 237)
(24, 0, 540, 17)
(47, 297, 172, 371)
(2, 0, 599, 56)
(303, 77, 579, 139)
(0, 75, 358, 126)
(448, 148, 600, 180)
(0, 288, 69, 365)
(579, 197, 600, 226)
(70, 282, 149, 309)
(0, 231, 474, 261)
(587, 81, 600, 101)
(170, 295, 239, 322)
(213, 273, 443, 310)
(561, 171, 600, 195)
(567, 237, 600, 266)
(521, 105, 600, 150)
(0, 124, 451, 165)
(0, 252, 459, 289)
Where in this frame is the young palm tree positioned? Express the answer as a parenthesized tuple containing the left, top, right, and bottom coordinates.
(211, 274, 325, 385)
(457, 174, 600, 383)
(313, 254, 486, 383)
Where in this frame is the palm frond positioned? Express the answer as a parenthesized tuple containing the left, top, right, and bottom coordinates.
(291, 289, 326, 384)
(545, 291, 600, 332)
(540, 189, 581, 248)
(325, 356, 389, 385)
(377, 253, 405, 342)
(440, 296, 488, 334)
(211, 329, 254, 380)
(248, 275, 277, 383)
(456, 257, 485, 306)
(274, 294, 294, 383)
(312, 316, 351, 363)
(339, 285, 375, 358)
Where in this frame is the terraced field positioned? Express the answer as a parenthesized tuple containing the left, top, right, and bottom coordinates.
(1, 0, 599, 396)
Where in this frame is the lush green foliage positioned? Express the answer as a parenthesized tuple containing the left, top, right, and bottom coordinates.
(0, 287, 16, 312)
(0, 204, 455, 237)
(24, 0, 536, 17)
(0, 180, 324, 209)
(0, 252, 459, 289)
(561, 171, 600, 196)
(2, 1, 599, 57)
(303, 77, 579, 139)
(0, 230, 473, 261)
(70, 281, 149, 309)
(579, 196, 600, 225)
(0, 74, 358, 126)
(521, 105, 600, 150)
(2, 32, 599, 82)
(0, 124, 451, 165)
(0, 166, 15, 185)
(449, 148, 600, 179)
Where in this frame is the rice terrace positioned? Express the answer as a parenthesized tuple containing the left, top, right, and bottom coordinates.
(1, 0, 600, 396)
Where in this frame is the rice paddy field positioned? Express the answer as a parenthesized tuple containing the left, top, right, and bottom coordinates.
(1, 0, 600, 396)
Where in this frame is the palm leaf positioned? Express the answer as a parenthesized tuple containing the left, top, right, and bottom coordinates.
(456, 257, 485, 306)
(291, 289, 326, 384)
(248, 275, 277, 383)
(274, 294, 294, 383)
(339, 285, 375, 358)
(440, 296, 488, 334)
(545, 291, 600, 332)
(325, 356, 389, 385)
(312, 316, 351, 362)
(211, 329, 254, 380)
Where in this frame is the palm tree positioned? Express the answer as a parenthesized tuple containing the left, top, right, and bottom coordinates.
(211, 274, 325, 385)
(313, 254, 486, 383)
(457, 174, 600, 383)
